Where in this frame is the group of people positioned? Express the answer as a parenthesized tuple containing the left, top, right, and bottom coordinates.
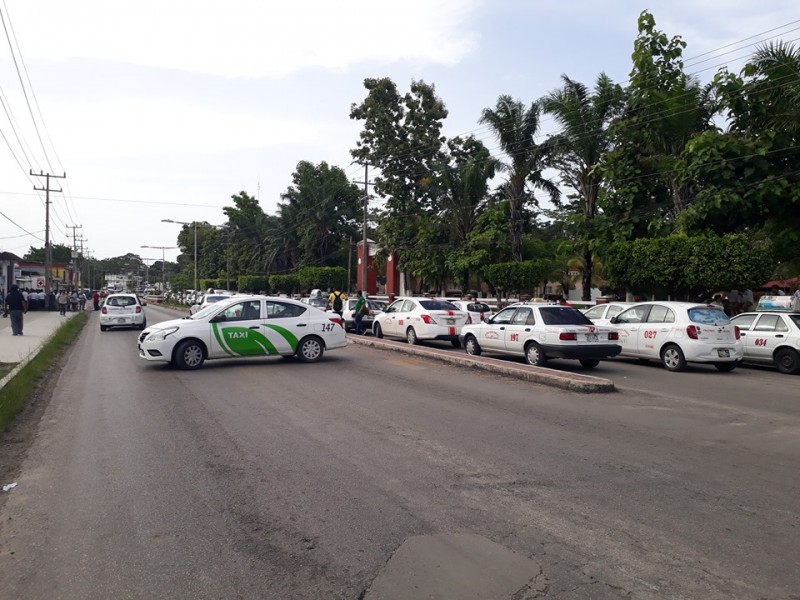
(710, 284, 800, 316)
(3, 286, 104, 336)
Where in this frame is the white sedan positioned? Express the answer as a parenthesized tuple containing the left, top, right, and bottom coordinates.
(461, 303, 620, 368)
(610, 302, 742, 372)
(583, 301, 635, 326)
(730, 301, 800, 374)
(372, 297, 469, 346)
(138, 295, 347, 370)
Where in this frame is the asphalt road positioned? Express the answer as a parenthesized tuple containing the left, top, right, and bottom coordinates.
(0, 305, 797, 599)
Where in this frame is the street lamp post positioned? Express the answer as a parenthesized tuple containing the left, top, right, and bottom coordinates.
(162, 219, 197, 294)
(140, 245, 177, 294)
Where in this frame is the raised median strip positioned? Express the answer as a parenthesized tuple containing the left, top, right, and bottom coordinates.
(348, 335, 616, 393)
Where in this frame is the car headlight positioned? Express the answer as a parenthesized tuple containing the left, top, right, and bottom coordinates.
(148, 326, 179, 342)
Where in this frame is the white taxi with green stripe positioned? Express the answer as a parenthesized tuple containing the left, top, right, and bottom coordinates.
(138, 295, 346, 370)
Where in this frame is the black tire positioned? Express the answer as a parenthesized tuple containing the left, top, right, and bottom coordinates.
(173, 339, 205, 370)
(406, 327, 419, 345)
(100, 325, 108, 332)
(775, 348, 800, 374)
(451, 338, 461, 348)
(525, 341, 547, 367)
(464, 335, 481, 356)
(297, 336, 324, 363)
(714, 362, 737, 372)
(373, 323, 383, 339)
(661, 344, 686, 372)
(138, 320, 147, 330)
(579, 359, 600, 369)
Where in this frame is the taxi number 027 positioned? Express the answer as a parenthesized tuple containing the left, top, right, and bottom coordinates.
(644, 330, 658, 339)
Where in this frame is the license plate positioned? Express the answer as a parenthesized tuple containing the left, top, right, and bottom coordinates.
(446, 318, 455, 325)
(718, 349, 730, 358)
(117, 318, 127, 323)
(586, 334, 598, 342)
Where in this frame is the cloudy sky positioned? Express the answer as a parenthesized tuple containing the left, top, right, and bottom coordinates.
(0, 0, 798, 262)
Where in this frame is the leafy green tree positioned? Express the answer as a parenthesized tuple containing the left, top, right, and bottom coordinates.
(279, 161, 362, 269)
(350, 77, 448, 281)
(269, 274, 300, 295)
(479, 96, 559, 262)
(483, 260, 550, 302)
(542, 73, 624, 299)
(297, 266, 347, 291)
(24, 243, 73, 263)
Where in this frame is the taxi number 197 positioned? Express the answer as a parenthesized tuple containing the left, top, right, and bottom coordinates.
(644, 330, 658, 339)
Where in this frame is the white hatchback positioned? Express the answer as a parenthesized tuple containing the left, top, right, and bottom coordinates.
(372, 297, 469, 346)
(100, 293, 147, 331)
(450, 300, 494, 325)
(461, 303, 620, 368)
(138, 295, 347, 370)
(610, 302, 743, 372)
(729, 296, 800, 374)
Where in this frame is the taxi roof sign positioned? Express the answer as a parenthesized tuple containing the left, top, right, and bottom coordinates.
(756, 295, 800, 313)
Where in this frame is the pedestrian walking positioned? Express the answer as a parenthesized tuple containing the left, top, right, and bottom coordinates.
(4, 284, 28, 336)
(327, 288, 347, 319)
(69, 289, 79, 312)
(353, 290, 368, 335)
(57, 290, 69, 316)
(78, 290, 87, 311)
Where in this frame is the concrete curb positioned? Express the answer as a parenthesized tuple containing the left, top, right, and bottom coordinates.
(0, 313, 80, 393)
(347, 335, 616, 393)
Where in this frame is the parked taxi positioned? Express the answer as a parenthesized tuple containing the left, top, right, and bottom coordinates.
(138, 295, 346, 370)
(461, 302, 620, 368)
(609, 302, 742, 372)
(730, 295, 800, 374)
(372, 297, 469, 346)
(583, 302, 635, 326)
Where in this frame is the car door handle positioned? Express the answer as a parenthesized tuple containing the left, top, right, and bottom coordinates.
(249, 326, 259, 330)
(499, 326, 505, 330)
(740, 332, 747, 336)
(776, 334, 784, 338)
(525, 328, 531, 332)
(296, 323, 307, 327)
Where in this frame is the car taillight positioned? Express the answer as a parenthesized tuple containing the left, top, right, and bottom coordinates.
(559, 332, 577, 341)
(734, 325, 740, 340)
(687, 325, 699, 340)
(420, 314, 436, 324)
(101, 307, 107, 314)
(135, 306, 142, 314)
(329, 317, 344, 329)
(608, 331, 619, 340)
(466, 315, 473, 324)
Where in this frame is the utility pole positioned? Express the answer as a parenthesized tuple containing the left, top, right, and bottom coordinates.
(67, 224, 82, 289)
(354, 162, 374, 294)
(31, 170, 66, 300)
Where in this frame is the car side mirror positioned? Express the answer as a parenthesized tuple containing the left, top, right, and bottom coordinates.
(609, 316, 619, 324)
(210, 314, 226, 323)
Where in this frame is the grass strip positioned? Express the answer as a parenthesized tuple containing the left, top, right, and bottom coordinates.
(0, 312, 87, 432)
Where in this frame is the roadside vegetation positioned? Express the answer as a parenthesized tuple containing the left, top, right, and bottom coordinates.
(0, 313, 87, 432)
(24, 11, 800, 300)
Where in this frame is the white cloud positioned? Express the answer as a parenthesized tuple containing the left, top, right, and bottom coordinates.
(11, 0, 481, 78)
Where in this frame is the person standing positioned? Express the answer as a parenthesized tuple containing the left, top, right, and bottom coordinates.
(327, 288, 347, 318)
(92, 290, 100, 311)
(57, 289, 69, 316)
(353, 290, 367, 335)
(69, 289, 79, 312)
(78, 290, 87, 311)
(4, 284, 28, 336)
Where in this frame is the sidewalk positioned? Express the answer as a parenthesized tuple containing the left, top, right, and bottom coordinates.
(0, 310, 82, 365)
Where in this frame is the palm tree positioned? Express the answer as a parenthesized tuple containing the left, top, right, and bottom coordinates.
(542, 73, 623, 300)
(479, 96, 560, 261)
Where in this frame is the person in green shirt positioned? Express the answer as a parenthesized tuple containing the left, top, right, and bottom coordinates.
(353, 290, 367, 335)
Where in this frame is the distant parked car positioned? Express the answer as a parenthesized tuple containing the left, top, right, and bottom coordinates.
(372, 297, 469, 346)
(190, 294, 232, 315)
(450, 300, 494, 325)
(342, 298, 382, 332)
(583, 302, 635, 326)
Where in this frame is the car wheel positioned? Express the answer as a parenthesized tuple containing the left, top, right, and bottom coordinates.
(661, 344, 686, 372)
(139, 320, 147, 330)
(173, 339, 205, 370)
(525, 341, 547, 367)
(406, 327, 419, 345)
(579, 359, 600, 369)
(297, 336, 324, 362)
(464, 335, 481, 356)
(373, 323, 383, 339)
(774, 348, 800, 374)
(451, 338, 461, 348)
(100, 325, 108, 332)
(714, 362, 737, 372)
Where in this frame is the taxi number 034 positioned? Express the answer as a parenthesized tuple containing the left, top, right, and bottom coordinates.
(754, 338, 768, 347)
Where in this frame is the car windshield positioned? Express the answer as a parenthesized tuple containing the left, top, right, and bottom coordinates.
(688, 307, 731, 325)
(191, 302, 228, 320)
(467, 303, 491, 312)
(789, 314, 800, 328)
(205, 295, 230, 303)
(539, 306, 593, 326)
(419, 300, 459, 311)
